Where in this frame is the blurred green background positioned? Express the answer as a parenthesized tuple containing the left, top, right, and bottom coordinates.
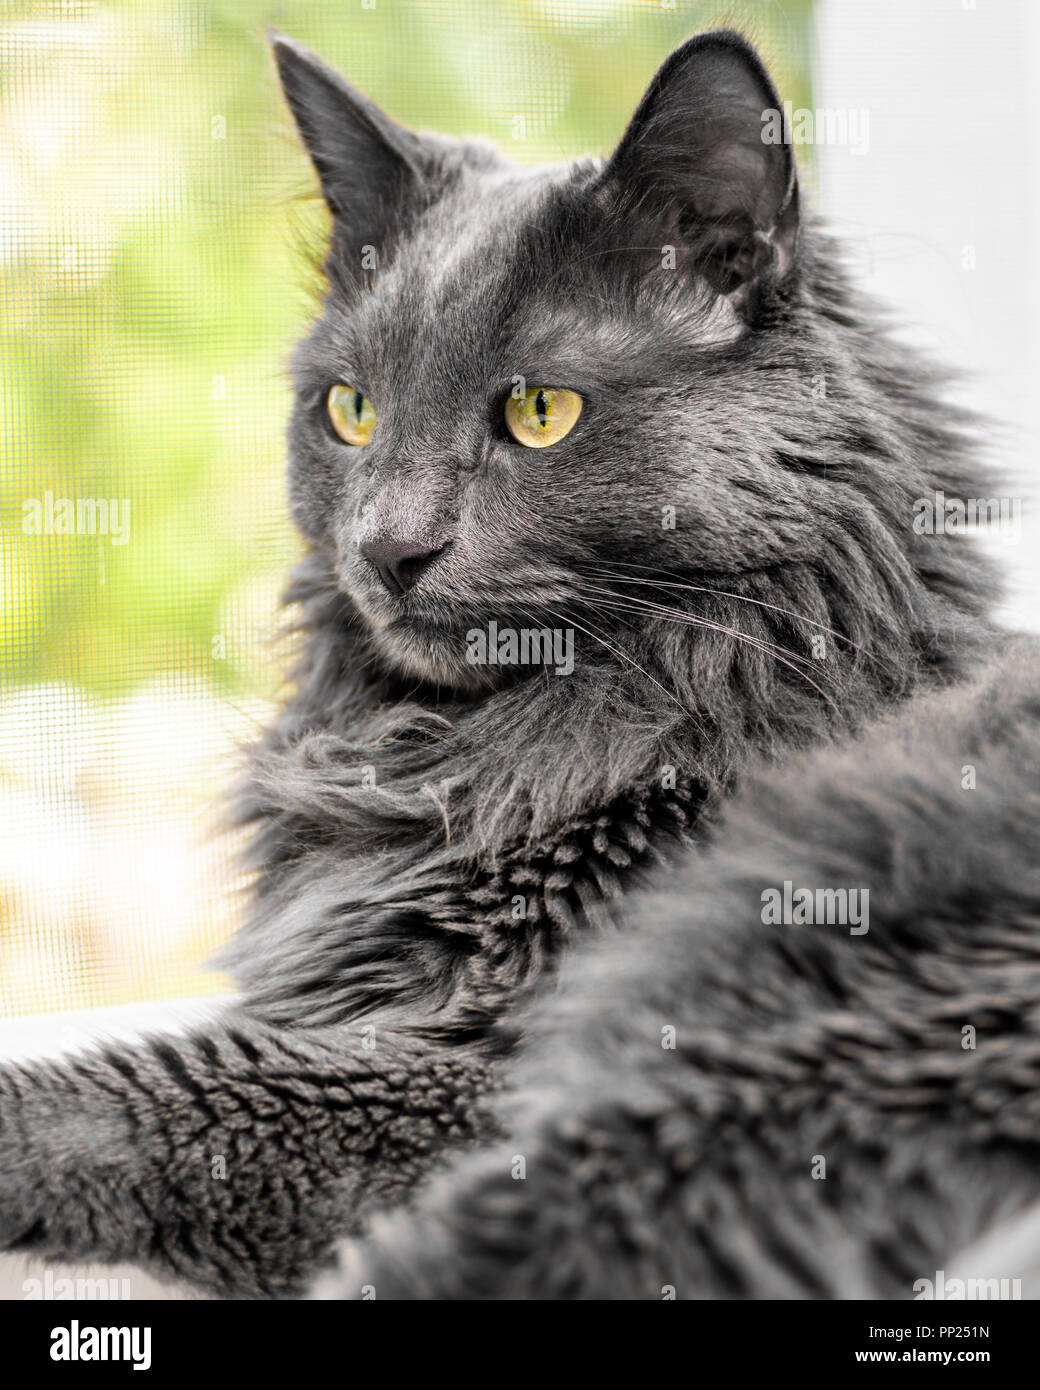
(0, 0, 814, 1015)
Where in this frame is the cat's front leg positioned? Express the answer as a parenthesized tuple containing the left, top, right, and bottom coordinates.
(0, 1011, 490, 1298)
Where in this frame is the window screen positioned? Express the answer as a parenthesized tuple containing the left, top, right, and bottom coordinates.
(0, 0, 815, 1018)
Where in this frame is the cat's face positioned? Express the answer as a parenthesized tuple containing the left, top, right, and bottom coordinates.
(274, 32, 847, 692)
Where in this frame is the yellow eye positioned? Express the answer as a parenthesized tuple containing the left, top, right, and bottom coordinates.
(504, 387, 582, 448)
(328, 383, 377, 445)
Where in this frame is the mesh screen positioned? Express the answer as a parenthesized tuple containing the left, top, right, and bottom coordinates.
(0, 0, 814, 1017)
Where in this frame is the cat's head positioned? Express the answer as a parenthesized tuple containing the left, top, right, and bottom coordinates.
(273, 29, 991, 701)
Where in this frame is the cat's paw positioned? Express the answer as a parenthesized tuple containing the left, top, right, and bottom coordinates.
(308, 1102, 657, 1300)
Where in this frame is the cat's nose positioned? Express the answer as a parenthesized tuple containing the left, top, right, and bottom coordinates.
(359, 536, 450, 595)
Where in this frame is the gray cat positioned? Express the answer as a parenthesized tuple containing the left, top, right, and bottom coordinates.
(1, 29, 1036, 1300)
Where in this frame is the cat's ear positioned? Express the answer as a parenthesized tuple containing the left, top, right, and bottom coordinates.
(270, 32, 424, 266)
(598, 30, 799, 314)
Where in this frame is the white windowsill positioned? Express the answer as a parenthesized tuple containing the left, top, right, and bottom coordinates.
(0, 994, 238, 1062)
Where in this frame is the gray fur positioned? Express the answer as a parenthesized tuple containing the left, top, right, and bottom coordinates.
(316, 637, 1040, 1298)
(0, 30, 1025, 1300)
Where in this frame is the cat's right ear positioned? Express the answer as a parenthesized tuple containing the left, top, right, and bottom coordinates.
(270, 32, 423, 267)
(597, 30, 800, 316)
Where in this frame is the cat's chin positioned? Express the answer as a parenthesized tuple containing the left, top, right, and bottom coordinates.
(367, 620, 510, 693)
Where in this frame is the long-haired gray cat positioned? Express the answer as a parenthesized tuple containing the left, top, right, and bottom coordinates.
(2, 29, 1037, 1300)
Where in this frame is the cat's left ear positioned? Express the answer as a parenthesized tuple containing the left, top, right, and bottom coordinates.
(270, 32, 425, 273)
(598, 30, 799, 314)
